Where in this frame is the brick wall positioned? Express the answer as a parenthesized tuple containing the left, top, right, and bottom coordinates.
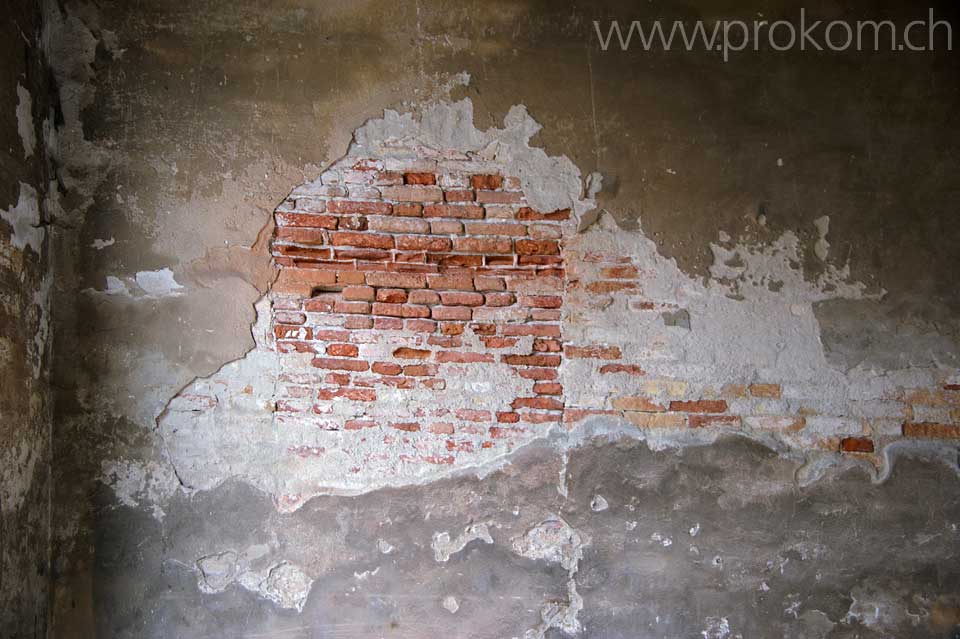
(264, 153, 959, 496)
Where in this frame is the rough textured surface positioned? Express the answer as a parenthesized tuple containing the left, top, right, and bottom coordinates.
(92, 436, 960, 638)
(0, 1, 54, 636)
(0, 0, 954, 637)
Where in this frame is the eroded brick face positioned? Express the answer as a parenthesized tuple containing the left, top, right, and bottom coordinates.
(267, 156, 960, 482)
(270, 158, 569, 462)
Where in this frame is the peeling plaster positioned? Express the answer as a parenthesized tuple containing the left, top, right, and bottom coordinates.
(0, 182, 44, 253)
(16, 84, 36, 158)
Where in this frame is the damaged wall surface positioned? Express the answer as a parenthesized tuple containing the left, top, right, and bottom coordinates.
(0, 1, 54, 636)
(0, 0, 957, 637)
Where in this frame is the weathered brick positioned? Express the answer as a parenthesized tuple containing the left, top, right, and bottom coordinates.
(404, 172, 436, 185)
(516, 239, 560, 255)
(274, 227, 327, 245)
(430, 220, 463, 234)
(441, 322, 465, 335)
(390, 422, 421, 432)
(625, 412, 686, 429)
(317, 388, 377, 402)
(366, 272, 427, 288)
(432, 306, 472, 321)
(471, 174, 503, 190)
(474, 276, 506, 291)
(453, 237, 512, 254)
(612, 397, 665, 412)
(372, 362, 402, 375)
(840, 437, 875, 452)
(396, 235, 452, 252)
(440, 291, 484, 306)
(564, 345, 621, 360)
(750, 383, 782, 399)
(455, 409, 492, 422)
(689, 415, 741, 428)
(669, 400, 728, 414)
(401, 304, 431, 318)
(381, 185, 443, 202)
(588, 281, 639, 294)
(327, 200, 393, 215)
(393, 203, 424, 217)
(484, 292, 516, 307)
(334, 300, 371, 314)
(373, 317, 403, 330)
(343, 316, 374, 329)
(521, 295, 562, 309)
(599, 363, 645, 376)
(376, 288, 408, 303)
(464, 222, 527, 236)
(326, 343, 359, 358)
(503, 354, 561, 367)
(406, 319, 437, 333)
(423, 204, 484, 219)
(312, 358, 370, 372)
(496, 411, 520, 423)
(342, 286, 375, 301)
(436, 351, 493, 363)
(476, 190, 523, 204)
(345, 419, 377, 430)
(275, 212, 338, 229)
(503, 324, 561, 337)
(427, 274, 475, 290)
(533, 382, 563, 395)
(367, 216, 430, 234)
(517, 207, 571, 221)
(902, 422, 960, 439)
(403, 364, 437, 377)
(481, 337, 518, 348)
(330, 231, 394, 249)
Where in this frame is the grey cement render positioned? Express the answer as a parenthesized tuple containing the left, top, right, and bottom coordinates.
(93, 434, 960, 639)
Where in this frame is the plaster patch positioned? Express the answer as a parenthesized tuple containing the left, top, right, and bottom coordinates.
(135, 268, 184, 297)
(0, 182, 44, 253)
(432, 523, 494, 562)
(16, 84, 36, 158)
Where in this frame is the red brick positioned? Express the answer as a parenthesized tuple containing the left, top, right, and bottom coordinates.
(588, 281, 639, 294)
(338, 216, 369, 231)
(474, 276, 506, 291)
(600, 265, 639, 279)
(324, 372, 351, 386)
(365, 272, 427, 288)
(430, 220, 463, 234)
(427, 274, 475, 290)
(518, 255, 563, 266)
(393, 347, 431, 359)
(408, 290, 440, 305)
(334, 248, 391, 261)
(372, 362, 402, 375)
(669, 400, 728, 414)
(401, 304, 430, 318)
(380, 185, 443, 202)
(317, 388, 377, 402)
(496, 412, 520, 423)
(327, 200, 393, 215)
(271, 245, 332, 261)
(326, 343, 359, 358)
(489, 426, 524, 439)
(521, 295, 562, 309)
(483, 292, 515, 307)
(481, 337, 518, 348)
(503, 354, 561, 367)
(452, 237, 513, 254)
(840, 437, 875, 453)
(368, 216, 430, 234)
(428, 422, 456, 435)
(464, 222, 527, 236)
(334, 300, 371, 314)
(390, 422, 421, 432)
(342, 285, 375, 301)
(312, 358, 370, 372)
(423, 204, 484, 219)
(471, 174, 503, 190)
(455, 409, 492, 422)
(376, 288, 407, 303)
(404, 172, 436, 185)
(502, 324, 561, 337)
(519, 412, 562, 424)
(373, 317, 403, 330)
(330, 232, 394, 250)
(344, 316, 373, 329)
(512, 397, 564, 410)
(421, 378, 446, 390)
(688, 415, 741, 428)
(345, 419, 376, 430)
(436, 351, 494, 364)
(396, 235, 452, 252)
(274, 325, 311, 340)
(533, 382, 563, 395)
(749, 383, 782, 399)
(372, 302, 403, 317)
(902, 422, 960, 439)
(336, 270, 365, 285)
(428, 336, 462, 347)
(517, 207, 571, 221)
(274, 311, 306, 324)
(565, 345, 621, 360)
(274, 227, 326, 245)
(275, 212, 338, 229)
(599, 364, 645, 375)
(533, 338, 562, 352)
(470, 323, 496, 335)
(406, 319, 437, 333)
(445, 190, 474, 202)
(403, 364, 437, 377)
(432, 306, 472, 321)
(277, 341, 316, 354)
(440, 291, 484, 306)
(440, 322, 465, 336)
(429, 254, 483, 268)
(516, 239, 560, 255)
(393, 203, 424, 217)
(485, 256, 515, 267)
